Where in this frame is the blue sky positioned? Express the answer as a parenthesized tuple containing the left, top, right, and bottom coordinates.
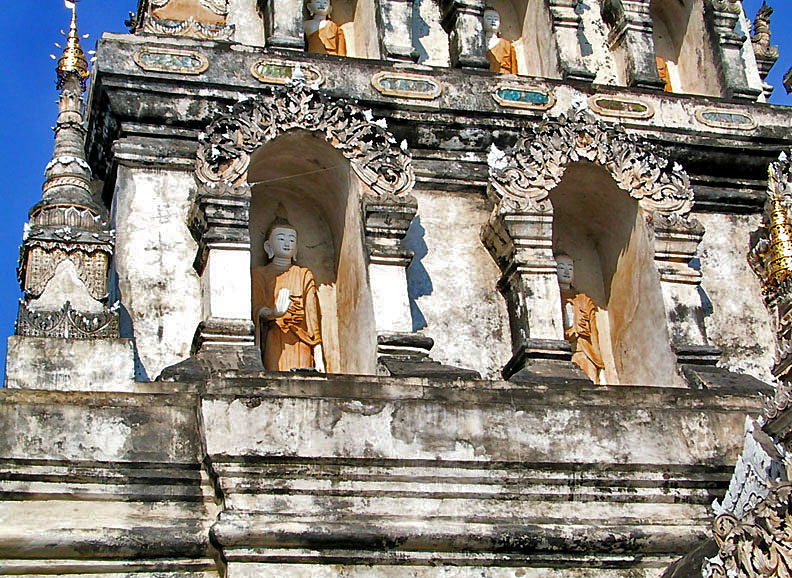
(0, 0, 790, 380)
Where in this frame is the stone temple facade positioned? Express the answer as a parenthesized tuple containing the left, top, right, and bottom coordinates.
(4, 0, 792, 576)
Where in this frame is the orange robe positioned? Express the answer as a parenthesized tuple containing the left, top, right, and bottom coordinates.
(656, 56, 673, 92)
(561, 287, 604, 383)
(488, 37, 518, 74)
(251, 264, 322, 371)
(307, 21, 347, 56)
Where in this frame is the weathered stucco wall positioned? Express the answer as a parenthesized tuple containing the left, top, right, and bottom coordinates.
(113, 166, 202, 381)
(407, 190, 511, 378)
(696, 212, 776, 383)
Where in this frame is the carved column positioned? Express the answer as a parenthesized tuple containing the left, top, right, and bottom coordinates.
(186, 183, 262, 372)
(547, 0, 595, 81)
(482, 206, 583, 381)
(376, 0, 419, 62)
(260, 0, 305, 51)
(651, 214, 719, 366)
(704, 0, 761, 101)
(439, 0, 489, 70)
(363, 193, 417, 336)
(600, 0, 665, 89)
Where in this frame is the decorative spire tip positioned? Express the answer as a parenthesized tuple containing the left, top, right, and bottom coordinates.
(56, 0, 90, 91)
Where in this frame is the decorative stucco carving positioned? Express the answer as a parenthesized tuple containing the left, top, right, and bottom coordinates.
(195, 81, 415, 198)
(21, 244, 110, 302)
(488, 111, 694, 217)
(127, 0, 233, 40)
(702, 418, 792, 577)
(142, 17, 234, 40)
(704, 484, 792, 577)
(16, 300, 119, 340)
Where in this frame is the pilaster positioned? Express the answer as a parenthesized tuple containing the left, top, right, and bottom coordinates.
(482, 209, 586, 382)
(704, 0, 762, 101)
(547, 0, 596, 81)
(439, 0, 489, 70)
(601, 0, 665, 89)
(260, 0, 306, 51)
(650, 214, 718, 367)
(376, 0, 419, 62)
(185, 182, 262, 373)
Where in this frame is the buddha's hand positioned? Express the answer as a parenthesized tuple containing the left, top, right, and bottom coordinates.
(259, 288, 292, 320)
(274, 288, 291, 317)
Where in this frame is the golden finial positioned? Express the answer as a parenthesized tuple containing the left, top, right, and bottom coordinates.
(56, 1, 90, 90)
(765, 163, 792, 289)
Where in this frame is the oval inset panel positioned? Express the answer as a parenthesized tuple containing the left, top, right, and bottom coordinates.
(371, 72, 442, 100)
(695, 108, 757, 130)
(492, 85, 555, 110)
(251, 60, 324, 86)
(589, 95, 654, 119)
(133, 47, 209, 75)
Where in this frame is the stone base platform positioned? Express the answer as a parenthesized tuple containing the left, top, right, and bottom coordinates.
(0, 372, 763, 576)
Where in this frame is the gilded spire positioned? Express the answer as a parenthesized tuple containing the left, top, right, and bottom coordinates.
(765, 163, 792, 289)
(56, 1, 90, 90)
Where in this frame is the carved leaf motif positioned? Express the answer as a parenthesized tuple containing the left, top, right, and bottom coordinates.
(195, 83, 414, 197)
(489, 110, 694, 217)
(706, 483, 792, 578)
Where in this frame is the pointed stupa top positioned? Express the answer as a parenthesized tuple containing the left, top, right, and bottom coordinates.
(28, 0, 105, 226)
(57, 1, 90, 90)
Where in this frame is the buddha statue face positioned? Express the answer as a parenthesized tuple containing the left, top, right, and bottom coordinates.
(483, 8, 501, 34)
(556, 254, 575, 288)
(307, 0, 331, 18)
(264, 226, 298, 262)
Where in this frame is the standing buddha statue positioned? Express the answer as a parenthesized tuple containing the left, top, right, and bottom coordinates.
(251, 206, 325, 372)
(556, 254, 605, 384)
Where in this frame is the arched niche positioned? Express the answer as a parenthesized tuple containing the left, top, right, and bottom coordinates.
(308, 0, 380, 59)
(248, 131, 376, 374)
(650, 0, 722, 96)
(189, 82, 416, 375)
(484, 112, 706, 386)
(488, 0, 560, 78)
(550, 162, 677, 385)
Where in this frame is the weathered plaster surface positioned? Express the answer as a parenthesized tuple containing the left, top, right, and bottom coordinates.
(5, 336, 136, 391)
(696, 212, 776, 383)
(228, 0, 266, 47)
(413, 0, 450, 66)
(578, 0, 619, 85)
(406, 191, 511, 379)
(113, 167, 202, 381)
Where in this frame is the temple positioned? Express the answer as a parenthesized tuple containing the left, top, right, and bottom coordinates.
(3, 0, 792, 576)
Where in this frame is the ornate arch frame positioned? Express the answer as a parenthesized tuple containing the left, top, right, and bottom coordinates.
(483, 111, 715, 381)
(186, 81, 418, 370)
(488, 111, 694, 217)
(194, 81, 415, 197)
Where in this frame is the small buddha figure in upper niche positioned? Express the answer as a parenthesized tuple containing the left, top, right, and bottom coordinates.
(251, 206, 325, 372)
(483, 7, 518, 74)
(656, 56, 673, 92)
(305, 0, 347, 57)
(556, 254, 605, 384)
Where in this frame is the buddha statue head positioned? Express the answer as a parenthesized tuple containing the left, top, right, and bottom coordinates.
(263, 205, 298, 264)
(556, 253, 575, 290)
(483, 7, 502, 36)
(307, 0, 332, 19)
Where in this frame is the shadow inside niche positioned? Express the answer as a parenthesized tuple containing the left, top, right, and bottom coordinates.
(577, 0, 594, 57)
(412, 0, 431, 64)
(405, 216, 432, 332)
